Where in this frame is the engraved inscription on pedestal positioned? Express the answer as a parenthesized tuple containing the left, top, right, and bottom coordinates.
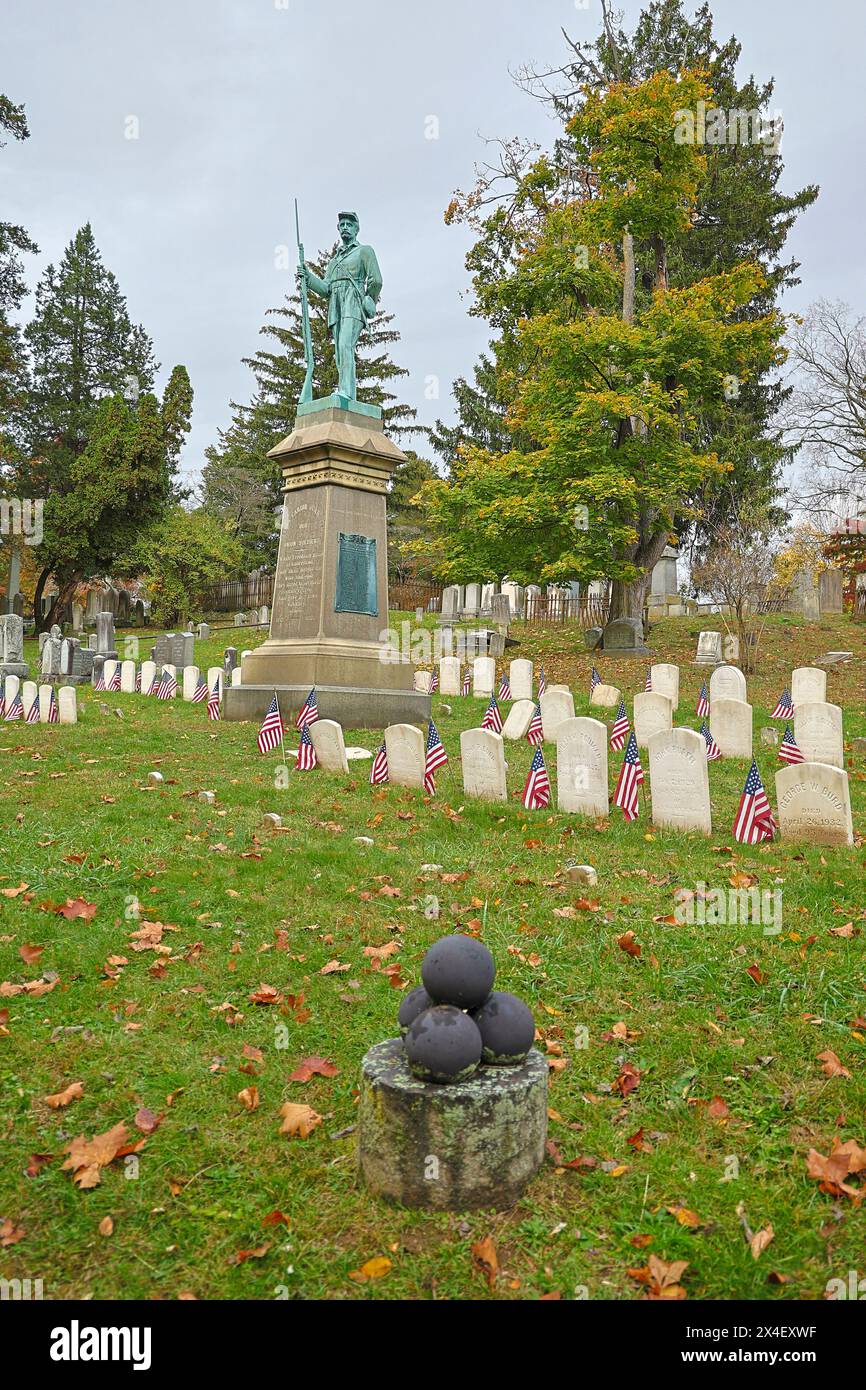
(270, 498, 326, 641)
(334, 533, 378, 616)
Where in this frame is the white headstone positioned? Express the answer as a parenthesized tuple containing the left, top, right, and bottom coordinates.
(162, 663, 177, 695)
(103, 659, 119, 689)
(709, 665, 747, 704)
(140, 660, 157, 695)
(4, 674, 21, 711)
(464, 582, 482, 615)
(310, 718, 349, 774)
(460, 728, 507, 802)
(509, 659, 533, 702)
(120, 660, 136, 694)
(439, 656, 461, 696)
(38, 683, 53, 723)
(589, 682, 620, 709)
(791, 667, 827, 707)
(540, 689, 575, 742)
(694, 631, 724, 665)
(794, 701, 844, 768)
(710, 697, 753, 759)
(384, 723, 426, 789)
(556, 717, 608, 816)
(633, 691, 673, 748)
(231, 668, 242, 687)
(207, 667, 224, 698)
(58, 686, 78, 725)
(776, 762, 853, 847)
(182, 665, 201, 701)
(22, 679, 38, 716)
(650, 663, 679, 710)
(648, 727, 711, 834)
(413, 670, 432, 694)
(501, 699, 536, 740)
(472, 656, 495, 697)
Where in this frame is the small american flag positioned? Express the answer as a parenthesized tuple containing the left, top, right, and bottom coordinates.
(135, 666, 142, 693)
(700, 720, 722, 760)
(526, 701, 543, 745)
(430, 669, 439, 693)
(257, 693, 283, 754)
(93, 669, 105, 692)
(0, 680, 5, 719)
(462, 668, 471, 696)
(614, 731, 643, 821)
(108, 664, 121, 693)
(47, 686, 59, 724)
(644, 669, 652, 692)
(733, 759, 776, 844)
(26, 692, 40, 724)
(696, 682, 709, 717)
(156, 668, 177, 700)
(207, 677, 221, 721)
(5, 685, 23, 720)
(370, 740, 389, 785)
(779, 723, 804, 764)
(296, 687, 319, 730)
(147, 669, 158, 695)
(424, 718, 448, 793)
(537, 666, 547, 696)
(590, 666, 601, 693)
(481, 694, 503, 734)
(522, 745, 551, 809)
(498, 672, 511, 701)
(609, 697, 630, 751)
(192, 675, 208, 703)
(296, 722, 317, 770)
(771, 688, 794, 719)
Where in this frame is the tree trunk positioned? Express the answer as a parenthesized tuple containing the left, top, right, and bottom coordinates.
(607, 532, 671, 623)
(33, 566, 51, 635)
(45, 578, 78, 634)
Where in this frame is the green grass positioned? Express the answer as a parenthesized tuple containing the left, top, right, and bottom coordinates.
(0, 612, 864, 1301)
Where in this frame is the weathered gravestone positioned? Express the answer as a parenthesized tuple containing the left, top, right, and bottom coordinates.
(41, 637, 62, 677)
(197, 622, 210, 641)
(58, 686, 78, 724)
(38, 683, 53, 723)
(540, 689, 574, 742)
(206, 667, 223, 698)
(794, 701, 844, 768)
(710, 697, 752, 759)
(223, 647, 238, 674)
(509, 659, 533, 702)
(460, 728, 507, 802)
(439, 656, 461, 696)
(441, 586, 460, 621)
(4, 674, 21, 712)
(555, 717, 608, 817)
(182, 666, 201, 701)
(140, 660, 157, 695)
(22, 679, 38, 716)
(103, 659, 119, 689)
(472, 655, 495, 697)
(589, 682, 621, 710)
(463, 583, 482, 617)
(819, 569, 843, 614)
(96, 612, 117, 658)
(602, 616, 649, 656)
(709, 664, 747, 704)
(170, 632, 195, 669)
(633, 691, 673, 748)
(694, 631, 723, 665)
(310, 718, 350, 773)
(0, 614, 28, 677)
(775, 763, 853, 847)
(384, 723, 426, 789)
(120, 660, 137, 693)
(648, 728, 712, 835)
(650, 663, 680, 710)
(791, 666, 827, 706)
(501, 699, 535, 740)
(413, 670, 432, 694)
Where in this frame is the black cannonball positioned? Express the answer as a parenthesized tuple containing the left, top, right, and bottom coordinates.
(471, 991, 535, 1065)
(397, 984, 433, 1037)
(420, 934, 495, 1010)
(404, 1005, 483, 1084)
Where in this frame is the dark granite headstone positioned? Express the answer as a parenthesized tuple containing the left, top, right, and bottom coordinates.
(602, 616, 649, 656)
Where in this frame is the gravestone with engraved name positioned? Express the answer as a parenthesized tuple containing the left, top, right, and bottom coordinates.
(540, 689, 575, 742)
(460, 728, 507, 802)
(0, 613, 27, 677)
(709, 664, 747, 704)
(794, 701, 844, 768)
(501, 699, 535, 740)
(694, 631, 723, 665)
(556, 717, 608, 816)
(791, 666, 827, 706)
(710, 697, 752, 759)
(439, 656, 461, 696)
(170, 632, 195, 669)
(650, 663, 680, 709)
(776, 762, 853, 846)
(648, 728, 711, 834)
(384, 723, 426, 788)
(96, 612, 118, 658)
(633, 691, 673, 747)
(509, 659, 533, 702)
(310, 718, 350, 773)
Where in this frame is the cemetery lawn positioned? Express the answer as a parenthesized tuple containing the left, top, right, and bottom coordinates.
(1, 613, 864, 1302)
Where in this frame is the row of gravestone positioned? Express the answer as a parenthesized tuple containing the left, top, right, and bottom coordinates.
(92, 659, 233, 698)
(234, 607, 269, 627)
(294, 715, 854, 848)
(1, 676, 78, 723)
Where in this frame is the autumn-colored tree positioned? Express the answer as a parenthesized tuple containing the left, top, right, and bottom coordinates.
(422, 70, 786, 626)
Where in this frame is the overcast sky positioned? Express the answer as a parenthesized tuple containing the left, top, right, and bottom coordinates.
(4, 0, 865, 486)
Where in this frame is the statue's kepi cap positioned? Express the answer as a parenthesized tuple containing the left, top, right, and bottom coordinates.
(337, 210, 359, 226)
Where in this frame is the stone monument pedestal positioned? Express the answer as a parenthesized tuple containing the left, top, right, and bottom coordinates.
(225, 404, 429, 728)
(358, 1038, 548, 1211)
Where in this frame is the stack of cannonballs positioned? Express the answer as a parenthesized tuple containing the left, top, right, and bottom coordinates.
(397, 934, 535, 1084)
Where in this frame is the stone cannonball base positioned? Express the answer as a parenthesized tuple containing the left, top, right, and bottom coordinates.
(358, 1038, 548, 1211)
